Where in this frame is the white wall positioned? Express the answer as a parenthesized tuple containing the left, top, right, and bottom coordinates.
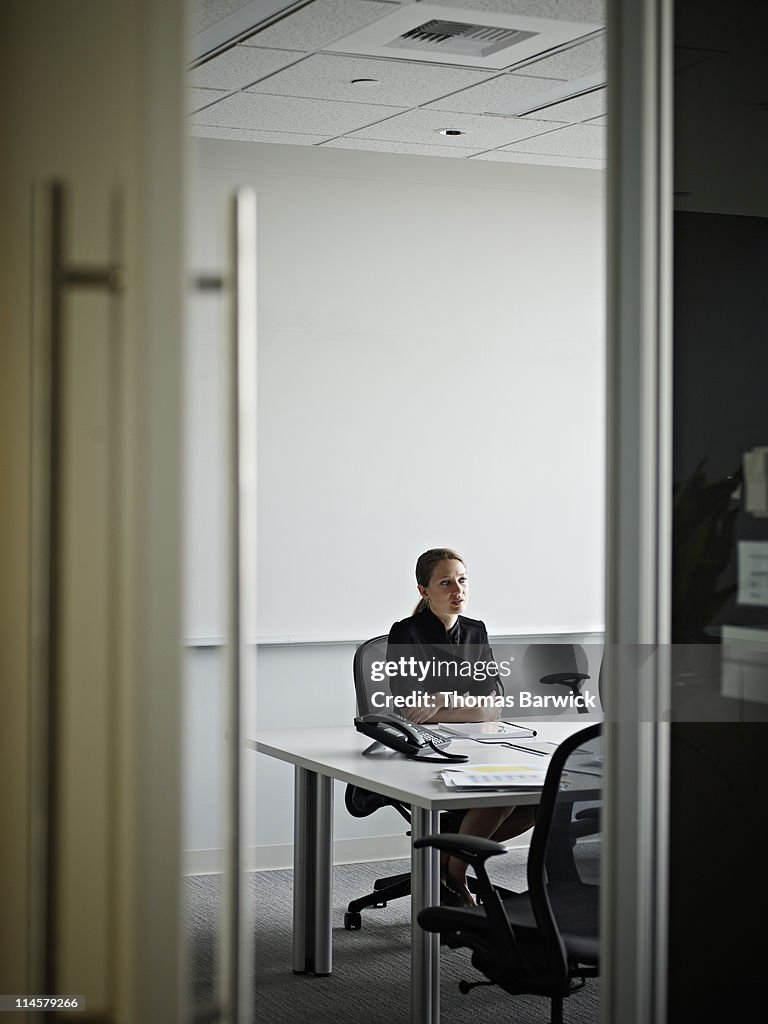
(183, 140, 606, 869)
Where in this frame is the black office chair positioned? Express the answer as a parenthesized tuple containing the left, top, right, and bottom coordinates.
(415, 724, 602, 1024)
(344, 635, 467, 930)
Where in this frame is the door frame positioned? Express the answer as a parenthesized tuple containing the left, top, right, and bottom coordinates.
(603, 1, 674, 1022)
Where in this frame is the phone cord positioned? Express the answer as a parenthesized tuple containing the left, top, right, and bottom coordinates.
(425, 741, 468, 763)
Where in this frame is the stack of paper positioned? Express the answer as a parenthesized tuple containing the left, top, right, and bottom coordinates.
(440, 763, 548, 790)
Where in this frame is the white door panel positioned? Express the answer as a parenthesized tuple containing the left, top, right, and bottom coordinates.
(0, 3, 185, 1021)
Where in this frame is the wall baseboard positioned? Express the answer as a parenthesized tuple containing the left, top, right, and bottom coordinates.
(184, 834, 410, 875)
(183, 830, 534, 876)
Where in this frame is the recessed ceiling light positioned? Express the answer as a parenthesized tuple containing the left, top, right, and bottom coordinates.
(438, 128, 466, 136)
(350, 77, 380, 86)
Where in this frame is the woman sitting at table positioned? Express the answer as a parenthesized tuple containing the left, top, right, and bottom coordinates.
(387, 548, 535, 907)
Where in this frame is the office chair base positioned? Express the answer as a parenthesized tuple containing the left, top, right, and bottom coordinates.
(345, 870, 411, 928)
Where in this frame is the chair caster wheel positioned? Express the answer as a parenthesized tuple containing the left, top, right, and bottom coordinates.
(344, 911, 362, 931)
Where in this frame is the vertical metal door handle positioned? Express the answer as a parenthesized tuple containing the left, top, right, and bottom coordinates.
(223, 187, 257, 1024)
(186, 189, 256, 1024)
(40, 179, 122, 1004)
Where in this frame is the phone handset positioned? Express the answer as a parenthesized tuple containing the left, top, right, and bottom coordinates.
(354, 714, 468, 762)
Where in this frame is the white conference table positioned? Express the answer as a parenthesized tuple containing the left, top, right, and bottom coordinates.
(249, 726, 550, 1024)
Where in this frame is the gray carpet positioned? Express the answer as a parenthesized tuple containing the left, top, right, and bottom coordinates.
(185, 853, 599, 1023)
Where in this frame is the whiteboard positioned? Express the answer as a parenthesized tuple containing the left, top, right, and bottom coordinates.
(184, 144, 606, 642)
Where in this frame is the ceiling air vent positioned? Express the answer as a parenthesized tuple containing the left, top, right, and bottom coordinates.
(326, 4, 601, 71)
(389, 20, 537, 60)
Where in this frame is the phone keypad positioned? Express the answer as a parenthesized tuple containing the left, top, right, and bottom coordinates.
(388, 714, 450, 747)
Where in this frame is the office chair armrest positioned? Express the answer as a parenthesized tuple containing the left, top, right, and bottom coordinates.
(415, 833, 525, 967)
(413, 833, 507, 868)
(540, 672, 590, 685)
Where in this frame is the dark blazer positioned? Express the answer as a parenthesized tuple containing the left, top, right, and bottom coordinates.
(386, 607, 502, 699)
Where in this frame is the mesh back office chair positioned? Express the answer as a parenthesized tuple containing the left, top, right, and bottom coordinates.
(415, 724, 602, 1024)
(344, 636, 467, 930)
(351, 634, 391, 718)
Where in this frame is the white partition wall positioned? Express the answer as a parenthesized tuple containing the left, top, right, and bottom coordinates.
(188, 141, 606, 645)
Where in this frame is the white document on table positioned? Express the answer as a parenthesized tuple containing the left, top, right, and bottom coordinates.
(440, 763, 548, 789)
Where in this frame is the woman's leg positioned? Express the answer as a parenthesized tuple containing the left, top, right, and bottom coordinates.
(444, 805, 536, 905)
(489, 804, 537, 842)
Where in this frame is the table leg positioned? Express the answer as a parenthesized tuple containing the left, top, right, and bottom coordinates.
(411, 806, 441, 1024)
(292, 767, 334, 975)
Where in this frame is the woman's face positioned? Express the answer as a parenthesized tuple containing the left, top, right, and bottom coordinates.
(419, 559, 468, 619)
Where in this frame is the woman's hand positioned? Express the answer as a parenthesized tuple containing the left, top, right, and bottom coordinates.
(401, 693, 501, 725)
(424, 696, 501, 724)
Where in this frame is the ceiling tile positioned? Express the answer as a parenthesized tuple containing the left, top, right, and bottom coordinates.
(523, 86, 605, 122)
(189, 87, 228, 113)
(501, 122, 605, 158)
(516, 33, 605, 79)
(189, 125, 333, 144)
(323, 138, 481, 158)
(246, 53, 493, 107)
(473, 149, 605, 169)
(240, 0, 397, 52)
(345, 107, 563, 149)
(585, 113, 606, 126)
(423, 0, 606, 23)
(189, 91, 399, 135)
(425, 74, 564, 115)
(190, 45, 301, 90)
(192, 0, 253, 35)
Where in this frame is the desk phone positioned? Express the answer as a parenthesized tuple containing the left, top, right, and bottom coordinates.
(354, 714, 469, 763)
